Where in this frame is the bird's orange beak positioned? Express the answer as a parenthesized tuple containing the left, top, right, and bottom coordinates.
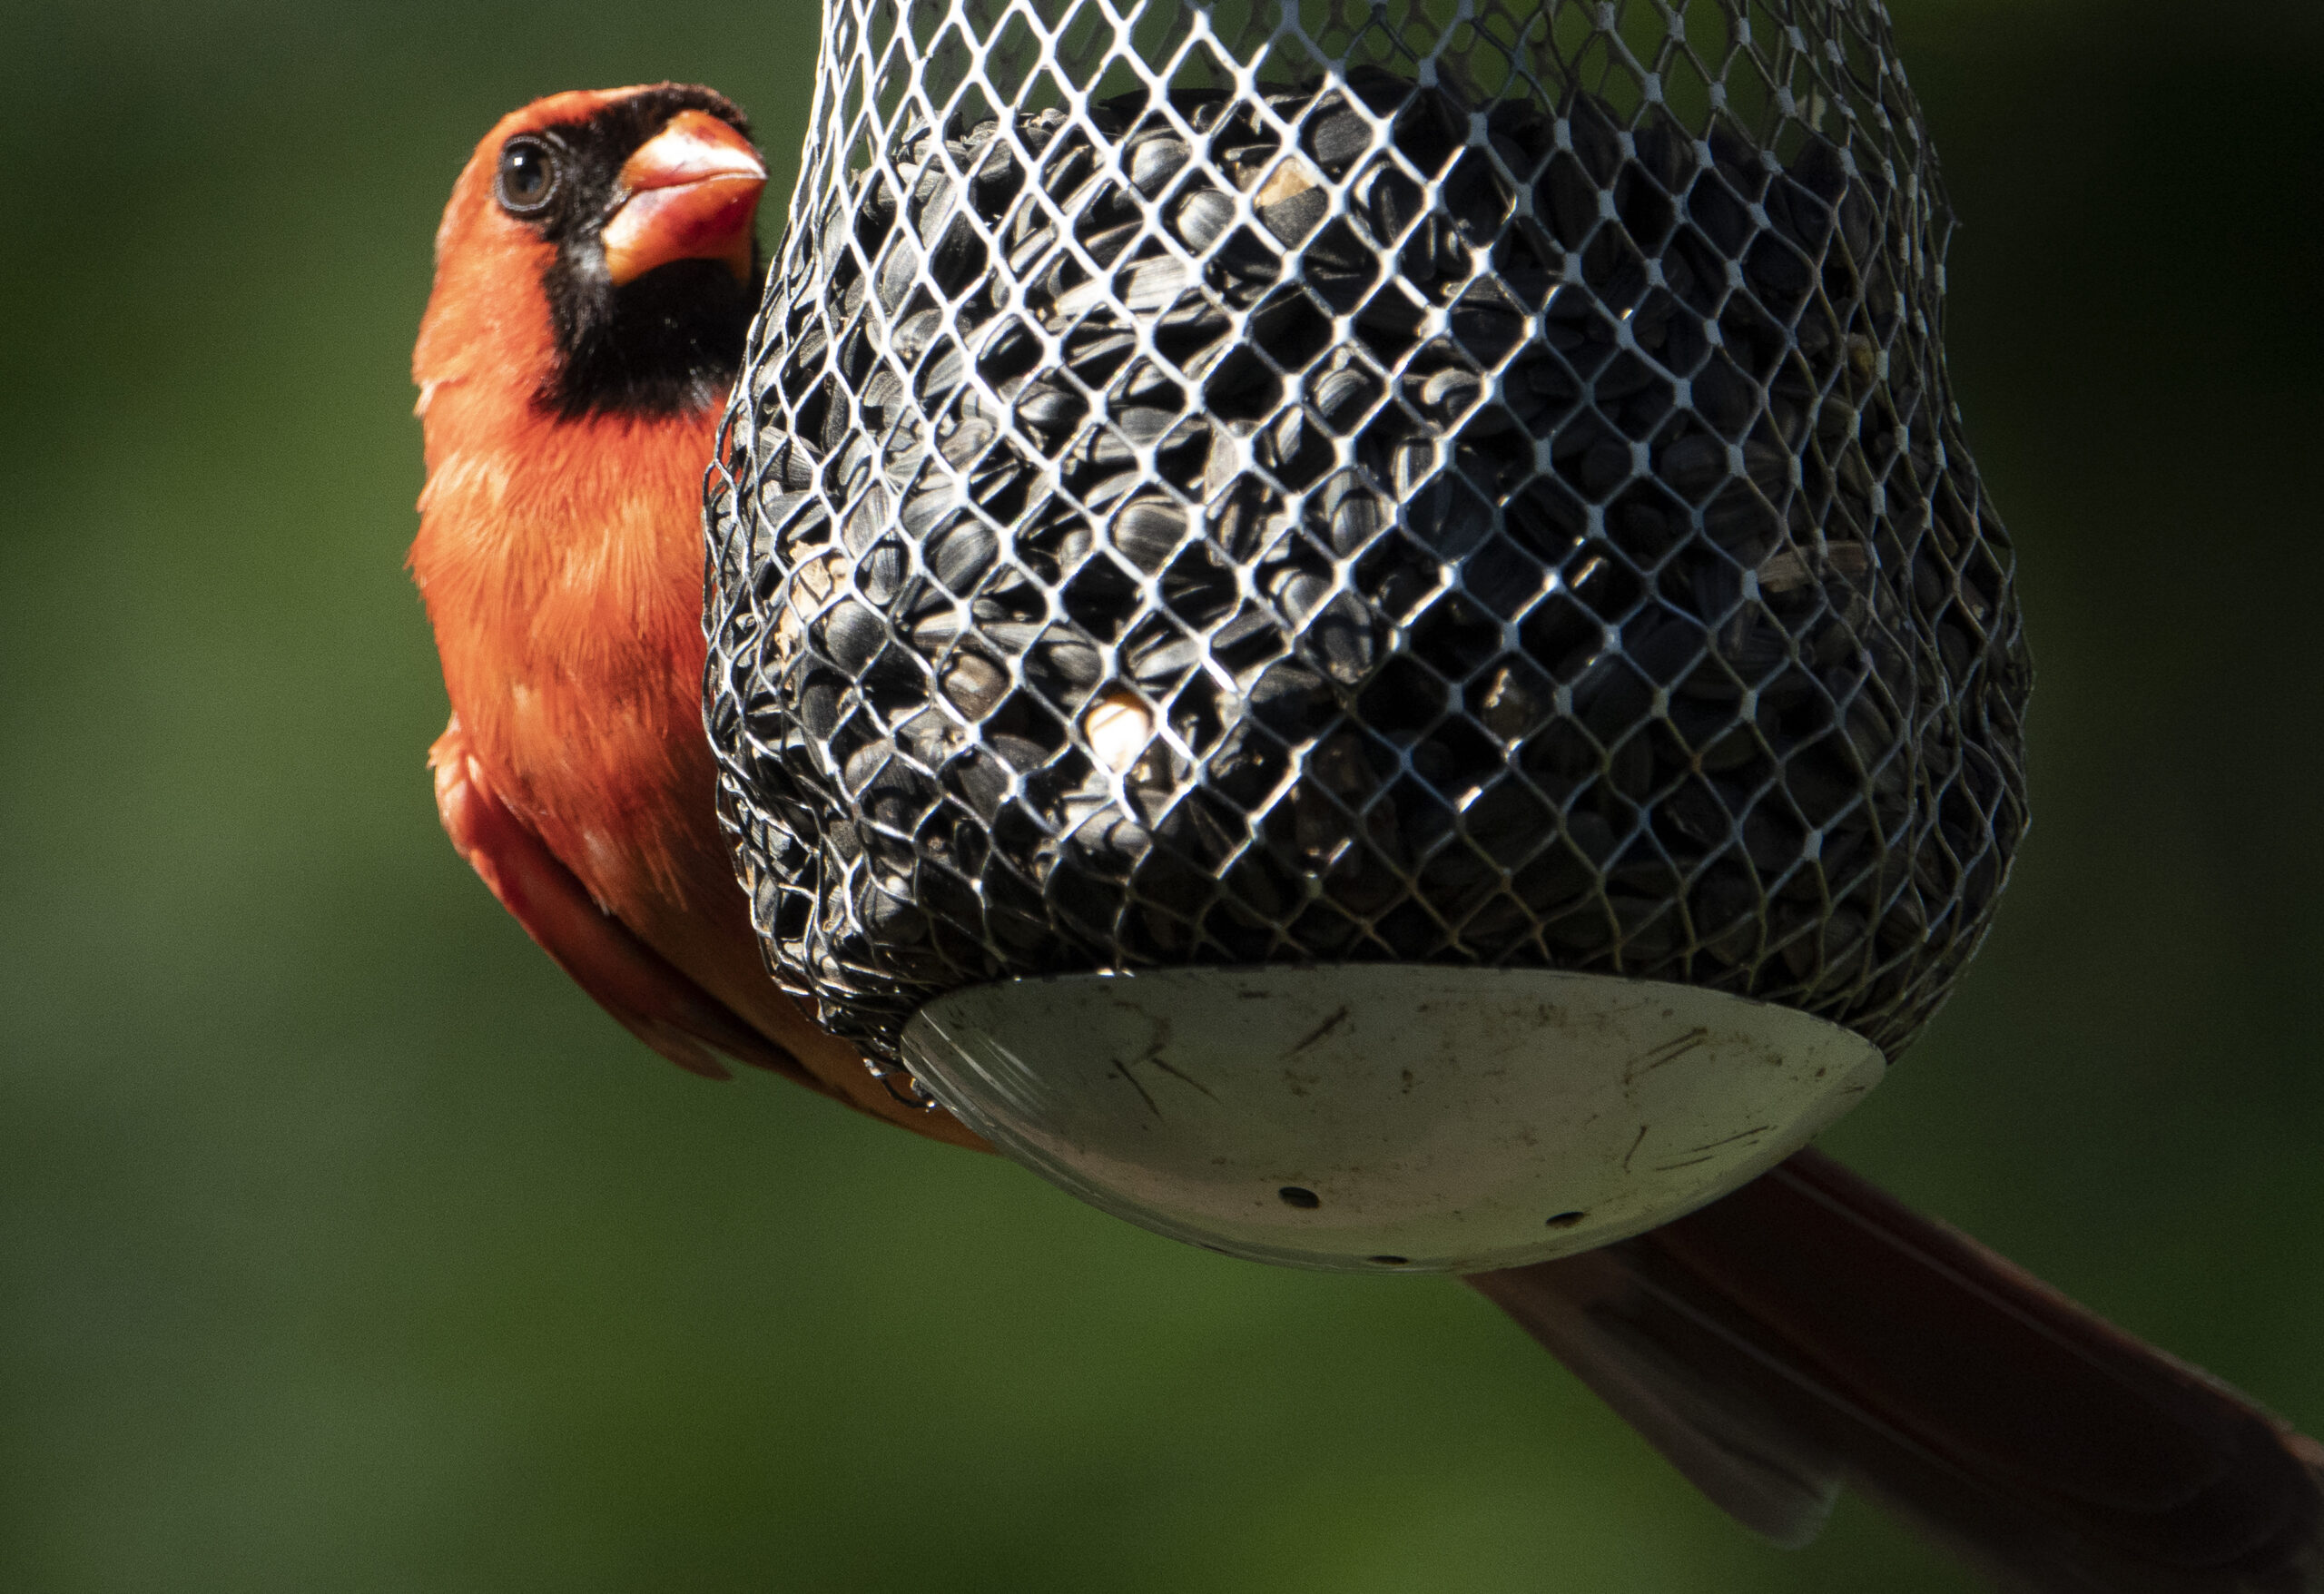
(601, 111, 767, 287)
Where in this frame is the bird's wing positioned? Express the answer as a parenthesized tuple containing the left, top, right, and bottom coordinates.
(1471, 1149, 2324, 1593)
(429, 717, 828, 1093)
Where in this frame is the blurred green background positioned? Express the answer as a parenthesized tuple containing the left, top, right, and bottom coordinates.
(5, 1, 2321, 1589)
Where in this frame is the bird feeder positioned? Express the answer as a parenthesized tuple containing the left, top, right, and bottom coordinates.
(704, 0, 2029, 1272)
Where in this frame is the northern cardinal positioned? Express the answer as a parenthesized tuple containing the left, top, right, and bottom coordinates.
(410, 85, 2324, 1591)
(409, 83, 980, 1147)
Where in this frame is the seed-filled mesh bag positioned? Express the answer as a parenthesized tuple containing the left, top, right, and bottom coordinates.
(705, 0, 2032, 1087)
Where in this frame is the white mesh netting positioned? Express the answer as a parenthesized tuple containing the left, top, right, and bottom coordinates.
(705, 0, 2031, 1089)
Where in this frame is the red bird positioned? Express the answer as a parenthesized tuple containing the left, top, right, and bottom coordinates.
(410, 84, 979, 1147)
(412, 85, 2324, 1592)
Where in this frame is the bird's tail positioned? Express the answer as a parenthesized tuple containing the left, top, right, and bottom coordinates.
(1467, 1149, 2324, 1593)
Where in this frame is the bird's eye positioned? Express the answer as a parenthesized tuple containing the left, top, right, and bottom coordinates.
(496, 136, 561, 217)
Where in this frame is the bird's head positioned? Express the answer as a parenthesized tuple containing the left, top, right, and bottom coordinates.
(415, 84, 767, 426)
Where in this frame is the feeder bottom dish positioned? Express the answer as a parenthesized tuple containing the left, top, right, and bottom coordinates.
(899, 967, 1885, 1273)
